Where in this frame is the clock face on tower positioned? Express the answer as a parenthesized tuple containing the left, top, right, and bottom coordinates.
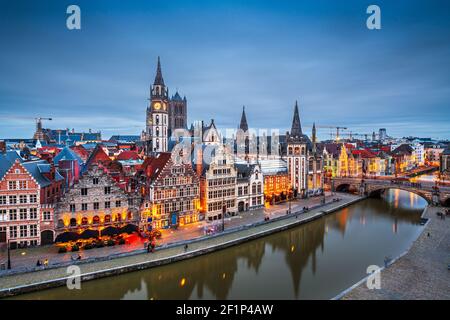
(153, 102, 161, 110)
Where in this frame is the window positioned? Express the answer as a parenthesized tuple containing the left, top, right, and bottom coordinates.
(29, 195, 37, 203)
(29, 225, 37, 237)
(19, 181, 27, 189)
(93, 202, 99, 210)
(9, 209, 17, 221)
(43, 211, 51, 220)
(19, 208, 27, 220)
(0, 196, 6, 205)
(30, 208, 37, 219)
(104, 186, 111, 195)
(8, 181, 17, 190)
(81, 203, 88, 211)
(9, 195, 17, 204)
(20, 225, 27, 238)
(93, 178, 99, 185)
(70, 204, 76, 212)
(104, 201, 110, 209)
(9, 226, 17, 239)
(19, 195, 27, 204)
(115, 200, 121, 207)
(128, 198, 134, 206)
(81, 188, 88, 196)
(0, 209, 6, 220)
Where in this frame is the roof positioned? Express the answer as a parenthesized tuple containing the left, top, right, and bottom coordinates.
(351, 149, 376, 158)
(116, 150, 140, 161)
(236, 163, 256, 181)
(392, 144, 414, 156)
(53, 146, 84, 165)
(289, 101, 302, 138)
(153, 56, 165, 86)
(239, 106, 248, 132)
(21, 160, 64, 187)
(141, 152, 172, 182)
(259, 159, 288, 175)
(171, 91, 183, 102)
(0, 151, 26, 181)
(109, 135, 141, 143)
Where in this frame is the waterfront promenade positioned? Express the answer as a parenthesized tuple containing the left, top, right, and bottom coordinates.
(341, 205, 450, 300)
(0, 193, 361, 298)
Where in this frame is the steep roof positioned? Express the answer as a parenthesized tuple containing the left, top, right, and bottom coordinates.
(53, 146, 83, 165)
(21, 160, 64, 187)
(239, 106, 249, 132)
(290, 101, 302, 137)
(84, 144, 111, 170)
(153, 56, 165, 86)
(141, 152, 172, 182)
(171, 91, 183, 102)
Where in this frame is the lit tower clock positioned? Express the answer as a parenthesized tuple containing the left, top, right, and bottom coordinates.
(146, 56, 169, 153)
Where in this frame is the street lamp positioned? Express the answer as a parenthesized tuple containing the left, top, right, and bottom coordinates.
(7, 240, 11, 270)
(222, 204, 226, 232)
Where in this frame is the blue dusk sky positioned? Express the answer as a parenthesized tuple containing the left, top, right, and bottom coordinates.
(0, 0, 449, 140)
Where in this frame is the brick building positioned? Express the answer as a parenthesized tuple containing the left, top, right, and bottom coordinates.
(0, 152, 63, 248)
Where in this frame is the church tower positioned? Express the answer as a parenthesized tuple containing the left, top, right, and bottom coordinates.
(287, 101, 309, 197)
(146, 57, 169, 153)
(169, 91, 187, 134)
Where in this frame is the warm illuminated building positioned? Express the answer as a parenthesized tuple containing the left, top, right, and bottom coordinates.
(260, 159, 291, 204)
(55, 163, 137, 236)
(197, 144, 237, 221)
(139, 152, 200, 230)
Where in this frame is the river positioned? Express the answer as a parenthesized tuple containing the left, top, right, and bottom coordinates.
(15, 189, 427, 300)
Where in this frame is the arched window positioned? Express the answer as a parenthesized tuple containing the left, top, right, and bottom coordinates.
(93, 216, 100, 224)
(81, 217, 88, 225)
(70, 218, 77, 227)
(104, 215, 111, 223)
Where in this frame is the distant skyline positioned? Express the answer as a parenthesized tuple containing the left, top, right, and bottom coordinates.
(1, 0, 449, 140)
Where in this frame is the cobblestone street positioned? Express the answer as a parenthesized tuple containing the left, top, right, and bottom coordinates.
(342, 205, 450, 300)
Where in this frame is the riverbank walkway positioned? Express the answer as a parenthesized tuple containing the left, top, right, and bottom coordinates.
(342, 205, 450, 300)
(0, 194, 361, 298)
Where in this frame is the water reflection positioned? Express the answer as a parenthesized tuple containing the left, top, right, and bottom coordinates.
(15, 189, 426, 300)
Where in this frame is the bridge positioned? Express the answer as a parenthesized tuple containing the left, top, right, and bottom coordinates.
(332, 177, 450, 206)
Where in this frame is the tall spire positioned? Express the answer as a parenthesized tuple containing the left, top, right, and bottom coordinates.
(312, 122, 317, 153)
(290, 100, 302, 137)
(154, 56, 165, 86)
(239, 105, 248, 132)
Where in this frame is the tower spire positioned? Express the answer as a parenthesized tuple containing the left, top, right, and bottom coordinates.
(239, 105, 248, 132)
(312, 122, 317, 153)
(154, 56, 165, 86)
(290, 100, 302, 137)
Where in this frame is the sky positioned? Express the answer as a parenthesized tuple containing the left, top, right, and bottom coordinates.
(0, 0, 449, 141)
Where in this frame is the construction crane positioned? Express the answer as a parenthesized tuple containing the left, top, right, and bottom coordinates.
(315, 125, 348, 142)
(35, 117, 52, 131)
(33, 117, 52, 141)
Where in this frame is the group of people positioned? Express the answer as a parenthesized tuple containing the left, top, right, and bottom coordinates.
(36, 258, 49, 267)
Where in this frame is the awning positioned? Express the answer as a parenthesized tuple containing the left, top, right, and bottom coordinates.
(55, 232, 80, 243)
(101, 226, 120, 237)
(79, 229, 99, 239)
(120, 224, 138, 234)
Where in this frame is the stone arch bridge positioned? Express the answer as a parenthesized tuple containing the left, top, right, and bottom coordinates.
(332, 177, 450, 206)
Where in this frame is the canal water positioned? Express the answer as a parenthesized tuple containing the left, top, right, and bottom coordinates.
(15, 189, 426, 300)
